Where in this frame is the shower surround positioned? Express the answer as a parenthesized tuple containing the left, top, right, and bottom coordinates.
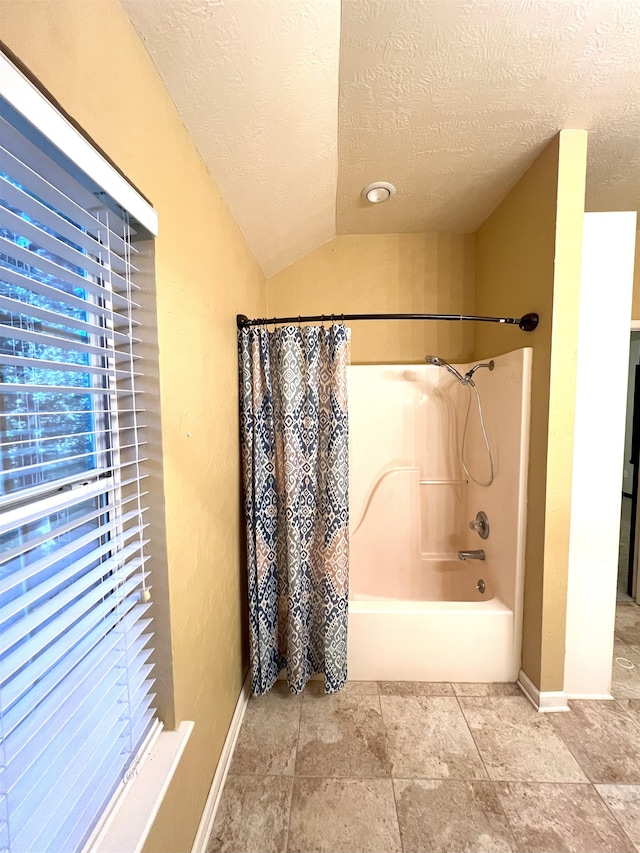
(347, 348, 532, 682)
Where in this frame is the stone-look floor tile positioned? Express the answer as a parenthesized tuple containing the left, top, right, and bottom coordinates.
(616, 603, 640, 646)
(452, 682, 521, 697)
(459, 697, 587, 782)
(206, 775, 293, 853)
(612, 645, 640, 700)
(378, 681, 454, 696)
(304, 679, 378, 696)
(380, 695, 487, 779)
(229, 684, 302, 775)
(394, 779, 517, 853)
(616, 699, 640, 729)
(287, 777, 402, 853)
(549, 700, 640, 784)
(496, 782, 635, 853)
(295, 694, 391, 777)
(596, 785, 640, 852)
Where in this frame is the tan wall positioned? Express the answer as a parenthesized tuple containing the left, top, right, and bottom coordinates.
(631, 232, 640, 319)
(474, 131, 588, 692)
(0, 2, 266, 850)
(267, 233, 475, 363)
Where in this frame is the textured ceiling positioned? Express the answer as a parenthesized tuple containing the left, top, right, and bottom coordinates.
(120, 0, 340, 277)
(122, 0, 640, 275)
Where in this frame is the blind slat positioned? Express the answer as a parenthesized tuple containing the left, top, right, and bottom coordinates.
(1, 608, 151, 739)
(0, 464, 148, 516)
(26, 730, 136, 853)
(0, 404, 144, 421)
(4, 665, 126, 789)
(11, 711, 130, 847)
(3, 638, 128, 767)
(0, 423, 144, 454)
(0, 175, 134, 274)
(1, 553, 148, 657)
(0, 381, 140, 394)
(0, 176, 133, 276)
(0, 491, 148, 566)
(0, 323, 138, 361)
(0, 351, 141, 377)
(0, 263, 138, 327)
(0, 203, 130, 289)
(0, 117, 131, 240)
(0, 511, 147, 607)
(1, 573, 148, 701)
(0, 474, 145, 537)
(0, 293, 138, 344)
(0, 235, 135, 309)
(0, 439, 146, 482)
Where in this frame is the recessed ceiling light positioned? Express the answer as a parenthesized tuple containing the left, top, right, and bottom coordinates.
(362, 182, 396, 204)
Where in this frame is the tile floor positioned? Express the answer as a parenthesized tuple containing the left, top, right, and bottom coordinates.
(208, 602, 640, 853)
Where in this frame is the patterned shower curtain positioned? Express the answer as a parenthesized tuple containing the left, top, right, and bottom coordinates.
(238, 323, 349, 695)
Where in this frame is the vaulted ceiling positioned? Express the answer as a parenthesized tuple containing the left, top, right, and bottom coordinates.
(121, 0, 640, 277)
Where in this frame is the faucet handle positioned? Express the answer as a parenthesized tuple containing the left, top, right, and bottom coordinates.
(469, 511, 489, 539)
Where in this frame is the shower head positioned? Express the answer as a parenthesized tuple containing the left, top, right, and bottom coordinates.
(466, 360, 495, 379)
(424, 354, 467, 384)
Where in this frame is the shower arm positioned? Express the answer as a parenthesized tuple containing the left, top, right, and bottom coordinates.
(236, 312, 539, 331)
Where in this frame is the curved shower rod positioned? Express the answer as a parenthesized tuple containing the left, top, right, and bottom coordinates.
(236, 311, 539, 332)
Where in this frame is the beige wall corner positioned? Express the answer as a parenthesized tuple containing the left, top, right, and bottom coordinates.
(0, 2, 266, 850)
(474, 130, 588, 693)
(267, 233, 476, 363)
(540, 130, 588, 691)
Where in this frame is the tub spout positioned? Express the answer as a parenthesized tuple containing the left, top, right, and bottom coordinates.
(458, 549, 485, 561)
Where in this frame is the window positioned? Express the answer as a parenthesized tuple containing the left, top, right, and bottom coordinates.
(0, 59, 158, 853)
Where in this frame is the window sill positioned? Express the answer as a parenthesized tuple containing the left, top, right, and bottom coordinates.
(84, 720, 194, 853)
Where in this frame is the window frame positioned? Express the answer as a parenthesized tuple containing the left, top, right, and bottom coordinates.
(0, 48, 190, 853)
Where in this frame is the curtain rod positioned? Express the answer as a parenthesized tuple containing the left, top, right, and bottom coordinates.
(236, 311, 539, 332)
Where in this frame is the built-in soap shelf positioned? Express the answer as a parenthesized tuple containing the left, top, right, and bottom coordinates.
(419, 479, 468, 485)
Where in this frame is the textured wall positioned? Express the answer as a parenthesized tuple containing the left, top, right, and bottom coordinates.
(267, 233, 475, 364)
(474, 131, 588, 693)
(0, 2, 266, 850)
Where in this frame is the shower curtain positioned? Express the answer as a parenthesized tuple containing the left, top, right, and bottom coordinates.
(238, 323, 349, 695)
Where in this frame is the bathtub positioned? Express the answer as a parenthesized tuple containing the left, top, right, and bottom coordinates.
(347, 597, 515, 682)
(347, 540, 515, 682)
(346, 350, 531, 684)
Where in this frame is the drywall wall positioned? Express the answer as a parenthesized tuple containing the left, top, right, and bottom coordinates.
(267, 233, 475, 363)
(564, 212, 636, 698)
(0, 2, 266, 850)
(474, 130, 588, 693)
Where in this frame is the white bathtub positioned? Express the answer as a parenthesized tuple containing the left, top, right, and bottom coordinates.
(347, 598, 516, 682)
(346, 350, 531, 684)
(347, 551, 515, 682)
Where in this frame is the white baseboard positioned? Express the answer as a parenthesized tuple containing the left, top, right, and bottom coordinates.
(191, 672, 251, 853)
(518, 669, 570, 712)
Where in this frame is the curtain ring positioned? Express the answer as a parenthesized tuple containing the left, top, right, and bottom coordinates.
(298, 315, 301, 327)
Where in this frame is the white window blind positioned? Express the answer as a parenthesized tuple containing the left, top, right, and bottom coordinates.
(0, 78, 157, 853)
